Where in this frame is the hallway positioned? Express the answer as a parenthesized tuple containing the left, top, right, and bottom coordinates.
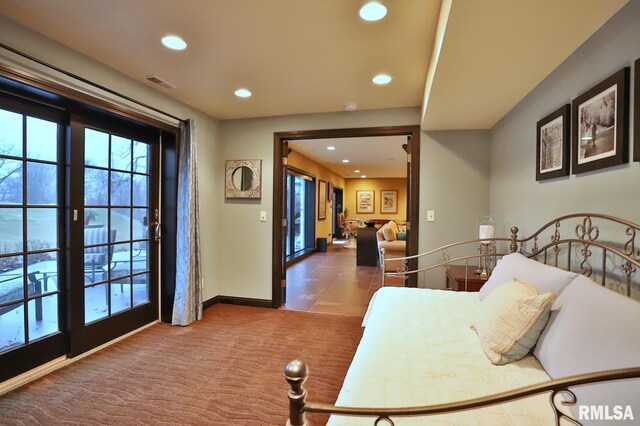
(284, 242, 381, 316)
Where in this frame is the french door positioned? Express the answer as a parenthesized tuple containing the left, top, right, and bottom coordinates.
(68, 115, 159, 356)
(0, 93, 160, 380)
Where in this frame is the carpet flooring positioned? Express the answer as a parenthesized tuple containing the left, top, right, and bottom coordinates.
(0, 304, 364, 425)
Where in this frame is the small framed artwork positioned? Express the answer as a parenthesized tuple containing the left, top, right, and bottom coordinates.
(318, 180, 327, 220)
(327, 181, 333, 201)
(536, 105, 570, 181)
(572, 67, 630, 174)
(634, 58, 639, 162)
(356, 190, 375, 214)
(380, 190, 398, 214)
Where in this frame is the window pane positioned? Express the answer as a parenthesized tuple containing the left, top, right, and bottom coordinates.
(85, 168, 109, 205)
(84, 245, 110, 285)
(26, 252, 58, 295)
(85, 128, 109, 167)
(132, 174, 148, 206)
(85, 284, 108, 323)
(111, 208, 131, 242)
(84, 208, 108, 229)
(132, 273, 149, 306)
(26, 117, 57, 162)
(0, 109, 23, 157)
(132, 208, 149, 241)
(132, 141, 148, 173)
(111, 278, 130, 314)
(132, 241, 149, 274)
(110, 243, 131, 280)
(111, 135, 131, 171)
(0, 158, 22, 205)
(0, 255, 23, 304)
(27, 162, 57, 205)
(27, 208, 57, 251)
(28, 294, 59, 341)
(0, 208, 23, 254)
(0, 302, 25, 353)
(110, 172, 131, 206)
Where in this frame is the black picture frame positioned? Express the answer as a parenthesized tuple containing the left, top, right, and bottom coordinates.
(634, 58, 639, 162)
(536, 104, 570, 181)
(571, 67, 630, 174)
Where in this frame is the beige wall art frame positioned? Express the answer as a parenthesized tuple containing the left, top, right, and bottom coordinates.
(225, 159, 262, 199)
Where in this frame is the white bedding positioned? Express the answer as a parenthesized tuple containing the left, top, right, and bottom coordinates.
(328, 287, 569, 425)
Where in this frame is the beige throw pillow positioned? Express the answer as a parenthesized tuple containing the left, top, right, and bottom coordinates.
(472, 279, 555, 365)
(382, 226, 397, 241)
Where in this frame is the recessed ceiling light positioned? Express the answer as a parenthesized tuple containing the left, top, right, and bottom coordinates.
(342, 159, 350, 163)
(359, 2, 387, 21)
(161, 35, 187, 50)
(344, 103, 357, 111)
(361, 175, 367, 179)
(354, 169, 360, 173)
(234, 88, 252, 98)
(372, 74, 392, 85)
(327, 146, 336, 151)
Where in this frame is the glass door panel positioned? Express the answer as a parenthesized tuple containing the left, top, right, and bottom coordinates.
(83, 128, 152, 324)
(0, 99, 65, 380)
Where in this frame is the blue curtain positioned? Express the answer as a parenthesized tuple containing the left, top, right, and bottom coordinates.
(172, 119, 203, 325)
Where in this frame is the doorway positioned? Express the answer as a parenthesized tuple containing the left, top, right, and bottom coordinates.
(332, 187, 343, 239)
(272, 126, 420, 308)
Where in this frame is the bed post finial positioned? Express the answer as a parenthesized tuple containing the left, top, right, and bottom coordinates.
(510, 227, 519, 253)
(285, 359, 308, 426)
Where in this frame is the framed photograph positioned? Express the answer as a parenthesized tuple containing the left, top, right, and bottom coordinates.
(634, 58, 639, 162)
(318, 180, 327, 220)
(380, 190, 398, 214)
(327, 181, 333, 201)
(356, 190, 375, 214)
(572, 67, 630, 174)
(536, 105, 570, 181)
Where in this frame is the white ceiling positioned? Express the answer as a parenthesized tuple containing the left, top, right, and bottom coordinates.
(0, 0, 439, 120)
(0, 0, 629, 129)
(289, 136, 408, 179)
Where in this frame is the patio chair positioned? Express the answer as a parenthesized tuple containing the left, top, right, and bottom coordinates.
(84, 225, 116, 284)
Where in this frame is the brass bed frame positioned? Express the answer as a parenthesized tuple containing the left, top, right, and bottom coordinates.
(284, 213, 640, 426)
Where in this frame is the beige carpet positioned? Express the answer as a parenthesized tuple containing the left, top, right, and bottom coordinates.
(0, 304, 363, 425)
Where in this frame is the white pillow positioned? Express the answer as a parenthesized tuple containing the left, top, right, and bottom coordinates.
(534, 275, 640, 419)
(479, 253, 576, 301)
(472, 279, 555, 365)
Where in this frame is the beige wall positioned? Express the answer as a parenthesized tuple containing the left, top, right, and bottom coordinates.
(419, 130, 492, 288)
(288, 150, 346, 240)
(490, 1, 640, 236)
(344, 178, 407, 223)
(218, 108, 421, 300)
(0, 16, 224, 301)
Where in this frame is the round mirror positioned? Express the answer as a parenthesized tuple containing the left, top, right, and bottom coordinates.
(232, 166, 254, 191)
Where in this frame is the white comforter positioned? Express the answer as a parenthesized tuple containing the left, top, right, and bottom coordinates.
(327, 287, 567, 425)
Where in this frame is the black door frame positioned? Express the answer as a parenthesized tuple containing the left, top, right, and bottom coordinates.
(272, 126, 421, 308)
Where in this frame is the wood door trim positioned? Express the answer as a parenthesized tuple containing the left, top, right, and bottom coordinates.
(272, 126, 421, 308)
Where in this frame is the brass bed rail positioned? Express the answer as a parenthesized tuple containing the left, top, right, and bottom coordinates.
(284, 360, 640, 426)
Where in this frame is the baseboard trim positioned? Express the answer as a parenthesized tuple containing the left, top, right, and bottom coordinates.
(0, 320, 158, 396)
(203, 295, 272, 310)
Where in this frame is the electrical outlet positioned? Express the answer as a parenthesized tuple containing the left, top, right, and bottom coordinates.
(427, 210, 435, 222)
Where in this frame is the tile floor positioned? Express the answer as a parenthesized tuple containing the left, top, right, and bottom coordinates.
(284, 241, 401, 316)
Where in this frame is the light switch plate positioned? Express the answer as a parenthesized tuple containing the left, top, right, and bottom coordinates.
(427, 210, 435, 222)
(260, 211, 267, 222)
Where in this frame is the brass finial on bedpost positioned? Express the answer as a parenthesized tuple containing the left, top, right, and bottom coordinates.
(285, 360, 308, 426)
(510, 226, 519, 253)
(380, 248, 386, 287)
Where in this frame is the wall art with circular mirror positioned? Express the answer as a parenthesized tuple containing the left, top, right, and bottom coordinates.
(225, 159, 262, 199)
